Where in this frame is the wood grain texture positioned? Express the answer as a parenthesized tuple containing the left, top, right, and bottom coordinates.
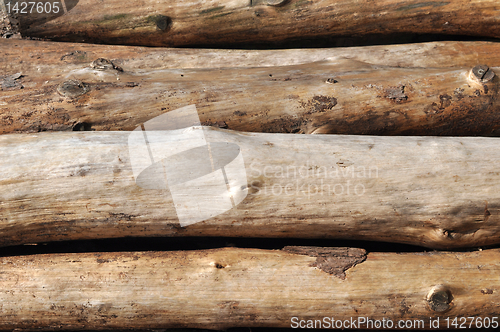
(1, 39, 500, 136)
(4, 39, 500, 72)
(9, 0, 500, 47)
(0, 247, 499, 330)
(1, 128, 500, 249)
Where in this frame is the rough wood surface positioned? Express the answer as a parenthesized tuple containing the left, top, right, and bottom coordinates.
(4, 39, 500, 72)
(1, 40, 500, 135)
(0, 247, 499, 330)
(1, 128, 500, 249)
(6, 0, 500, 47)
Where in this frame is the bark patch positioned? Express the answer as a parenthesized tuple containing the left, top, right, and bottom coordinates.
(283, 246, 366, 279)
(57, 80, 90, 99)
(90, 58, 123, 72)
(61, 51, 88, 63)
(261, 116, 303, 133)
(201, 120, 228, 129)
(0, 12, 20, 38)
(306, 95, 338, 114)
(0, 72, 23, 90)
(439, 94, 452, 109)
(384, 85, 407, 103)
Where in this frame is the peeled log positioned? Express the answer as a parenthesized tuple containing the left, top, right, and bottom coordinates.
(3, 39, 500, 72)
(1, 39, 500, 135)
(0, 247, 499, 330)
(8, 0, 500, 47)
(1, 127, 500, 249)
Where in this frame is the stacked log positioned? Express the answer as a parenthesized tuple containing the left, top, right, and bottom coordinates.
(1, 128, 500, 249)
(0, 247, 499, 330)
(2, 1, 500, 330)
(1, 40, 499, 135)
(10, 0, 500, 47)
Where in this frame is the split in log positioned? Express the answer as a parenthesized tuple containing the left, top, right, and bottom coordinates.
(5, 0, 500, 47)
(1, 127, 500, 249)
(1, 40, 500, 136)
(0, 247, 499, 330)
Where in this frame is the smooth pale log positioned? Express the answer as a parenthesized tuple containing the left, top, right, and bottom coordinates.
(8, 0, 500, 47)
(1, 128, 500, 249)
(0, 247, 499, 330)
(4, 39, 500, 72)
(1, 41, 500, 135)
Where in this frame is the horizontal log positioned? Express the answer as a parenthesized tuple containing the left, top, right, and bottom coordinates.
(0, 247, 499, 330)
(1, 128, 500, 249)
(7, 0, 500, 47)
(1, 40, 500, 135)
(3, 39, 500, 72)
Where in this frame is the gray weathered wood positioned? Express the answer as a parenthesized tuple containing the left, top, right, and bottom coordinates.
(1, 128, 500, 249)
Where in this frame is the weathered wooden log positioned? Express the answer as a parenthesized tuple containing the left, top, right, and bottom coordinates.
(0, 247, 499, 330)
(6, 0, 500, 47)
(1, 127, 500, 249)
(4, 39, 500, 72)
(1, 39, 500, 135)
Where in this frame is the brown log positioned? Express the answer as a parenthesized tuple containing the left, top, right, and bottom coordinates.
(5, 0, 500, 47)
(3, 39, 500, 72)
(1, 128, 500, 249)
(1, 39, 500, 136)
(0, 247, 499, 330)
